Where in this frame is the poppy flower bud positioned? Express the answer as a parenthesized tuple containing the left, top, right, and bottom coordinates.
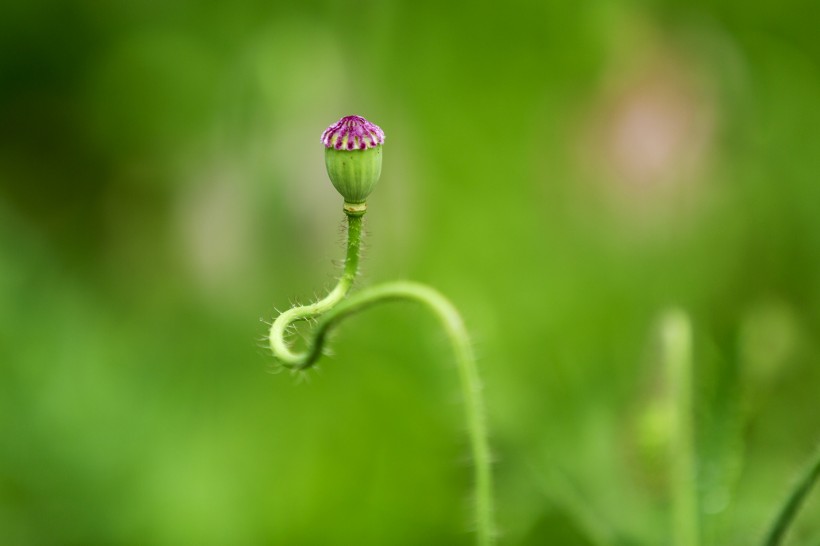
(321, 115, 384, 214)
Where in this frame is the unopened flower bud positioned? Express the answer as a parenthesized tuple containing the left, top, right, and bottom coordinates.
(321, 115, 384, 214)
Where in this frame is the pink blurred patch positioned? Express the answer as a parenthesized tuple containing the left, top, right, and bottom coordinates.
(578, 46, 718, 229)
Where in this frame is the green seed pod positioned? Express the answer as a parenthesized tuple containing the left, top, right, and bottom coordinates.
(321, 115, 384, 212)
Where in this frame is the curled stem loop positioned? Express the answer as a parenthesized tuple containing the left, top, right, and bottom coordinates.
(269, 213, 362, 368)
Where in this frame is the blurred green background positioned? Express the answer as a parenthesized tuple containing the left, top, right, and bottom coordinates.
(1, 0, 819, 544)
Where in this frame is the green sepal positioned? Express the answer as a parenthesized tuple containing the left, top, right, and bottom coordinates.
(324, 145, 382, 204)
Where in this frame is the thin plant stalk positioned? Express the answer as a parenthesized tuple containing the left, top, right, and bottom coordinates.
(762, 445, 820, 546)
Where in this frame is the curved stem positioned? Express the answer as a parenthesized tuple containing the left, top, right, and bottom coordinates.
(313, 281, 496, 546)
(763, 445, 820, 546)
(268, 217, 495, 545)
(269, 213, 362, 367)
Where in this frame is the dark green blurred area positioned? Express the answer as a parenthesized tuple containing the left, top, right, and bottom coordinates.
(2, 0, 819, 544)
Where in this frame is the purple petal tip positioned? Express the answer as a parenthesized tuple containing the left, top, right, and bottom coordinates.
(321, 115, 385, 150)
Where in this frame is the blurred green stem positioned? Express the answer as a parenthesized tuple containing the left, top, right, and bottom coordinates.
(763, 445, 820, 546)
(269, 216, 495, 546)
(662, 310, 700, 546)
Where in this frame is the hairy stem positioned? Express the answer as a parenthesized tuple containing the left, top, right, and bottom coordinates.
(662, 310, 700, 546)
(763, 445, 820, 546)
(268, 213, 362, 367)
(268, 216, 495, 545)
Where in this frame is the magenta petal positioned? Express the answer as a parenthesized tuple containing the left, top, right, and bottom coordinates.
(321, 115, 385, 150)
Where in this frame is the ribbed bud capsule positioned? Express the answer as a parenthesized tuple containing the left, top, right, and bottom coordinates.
(321, 115, 384, 210)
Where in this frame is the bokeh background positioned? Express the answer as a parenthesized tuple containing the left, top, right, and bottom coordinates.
(2, 0, 819, 544)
